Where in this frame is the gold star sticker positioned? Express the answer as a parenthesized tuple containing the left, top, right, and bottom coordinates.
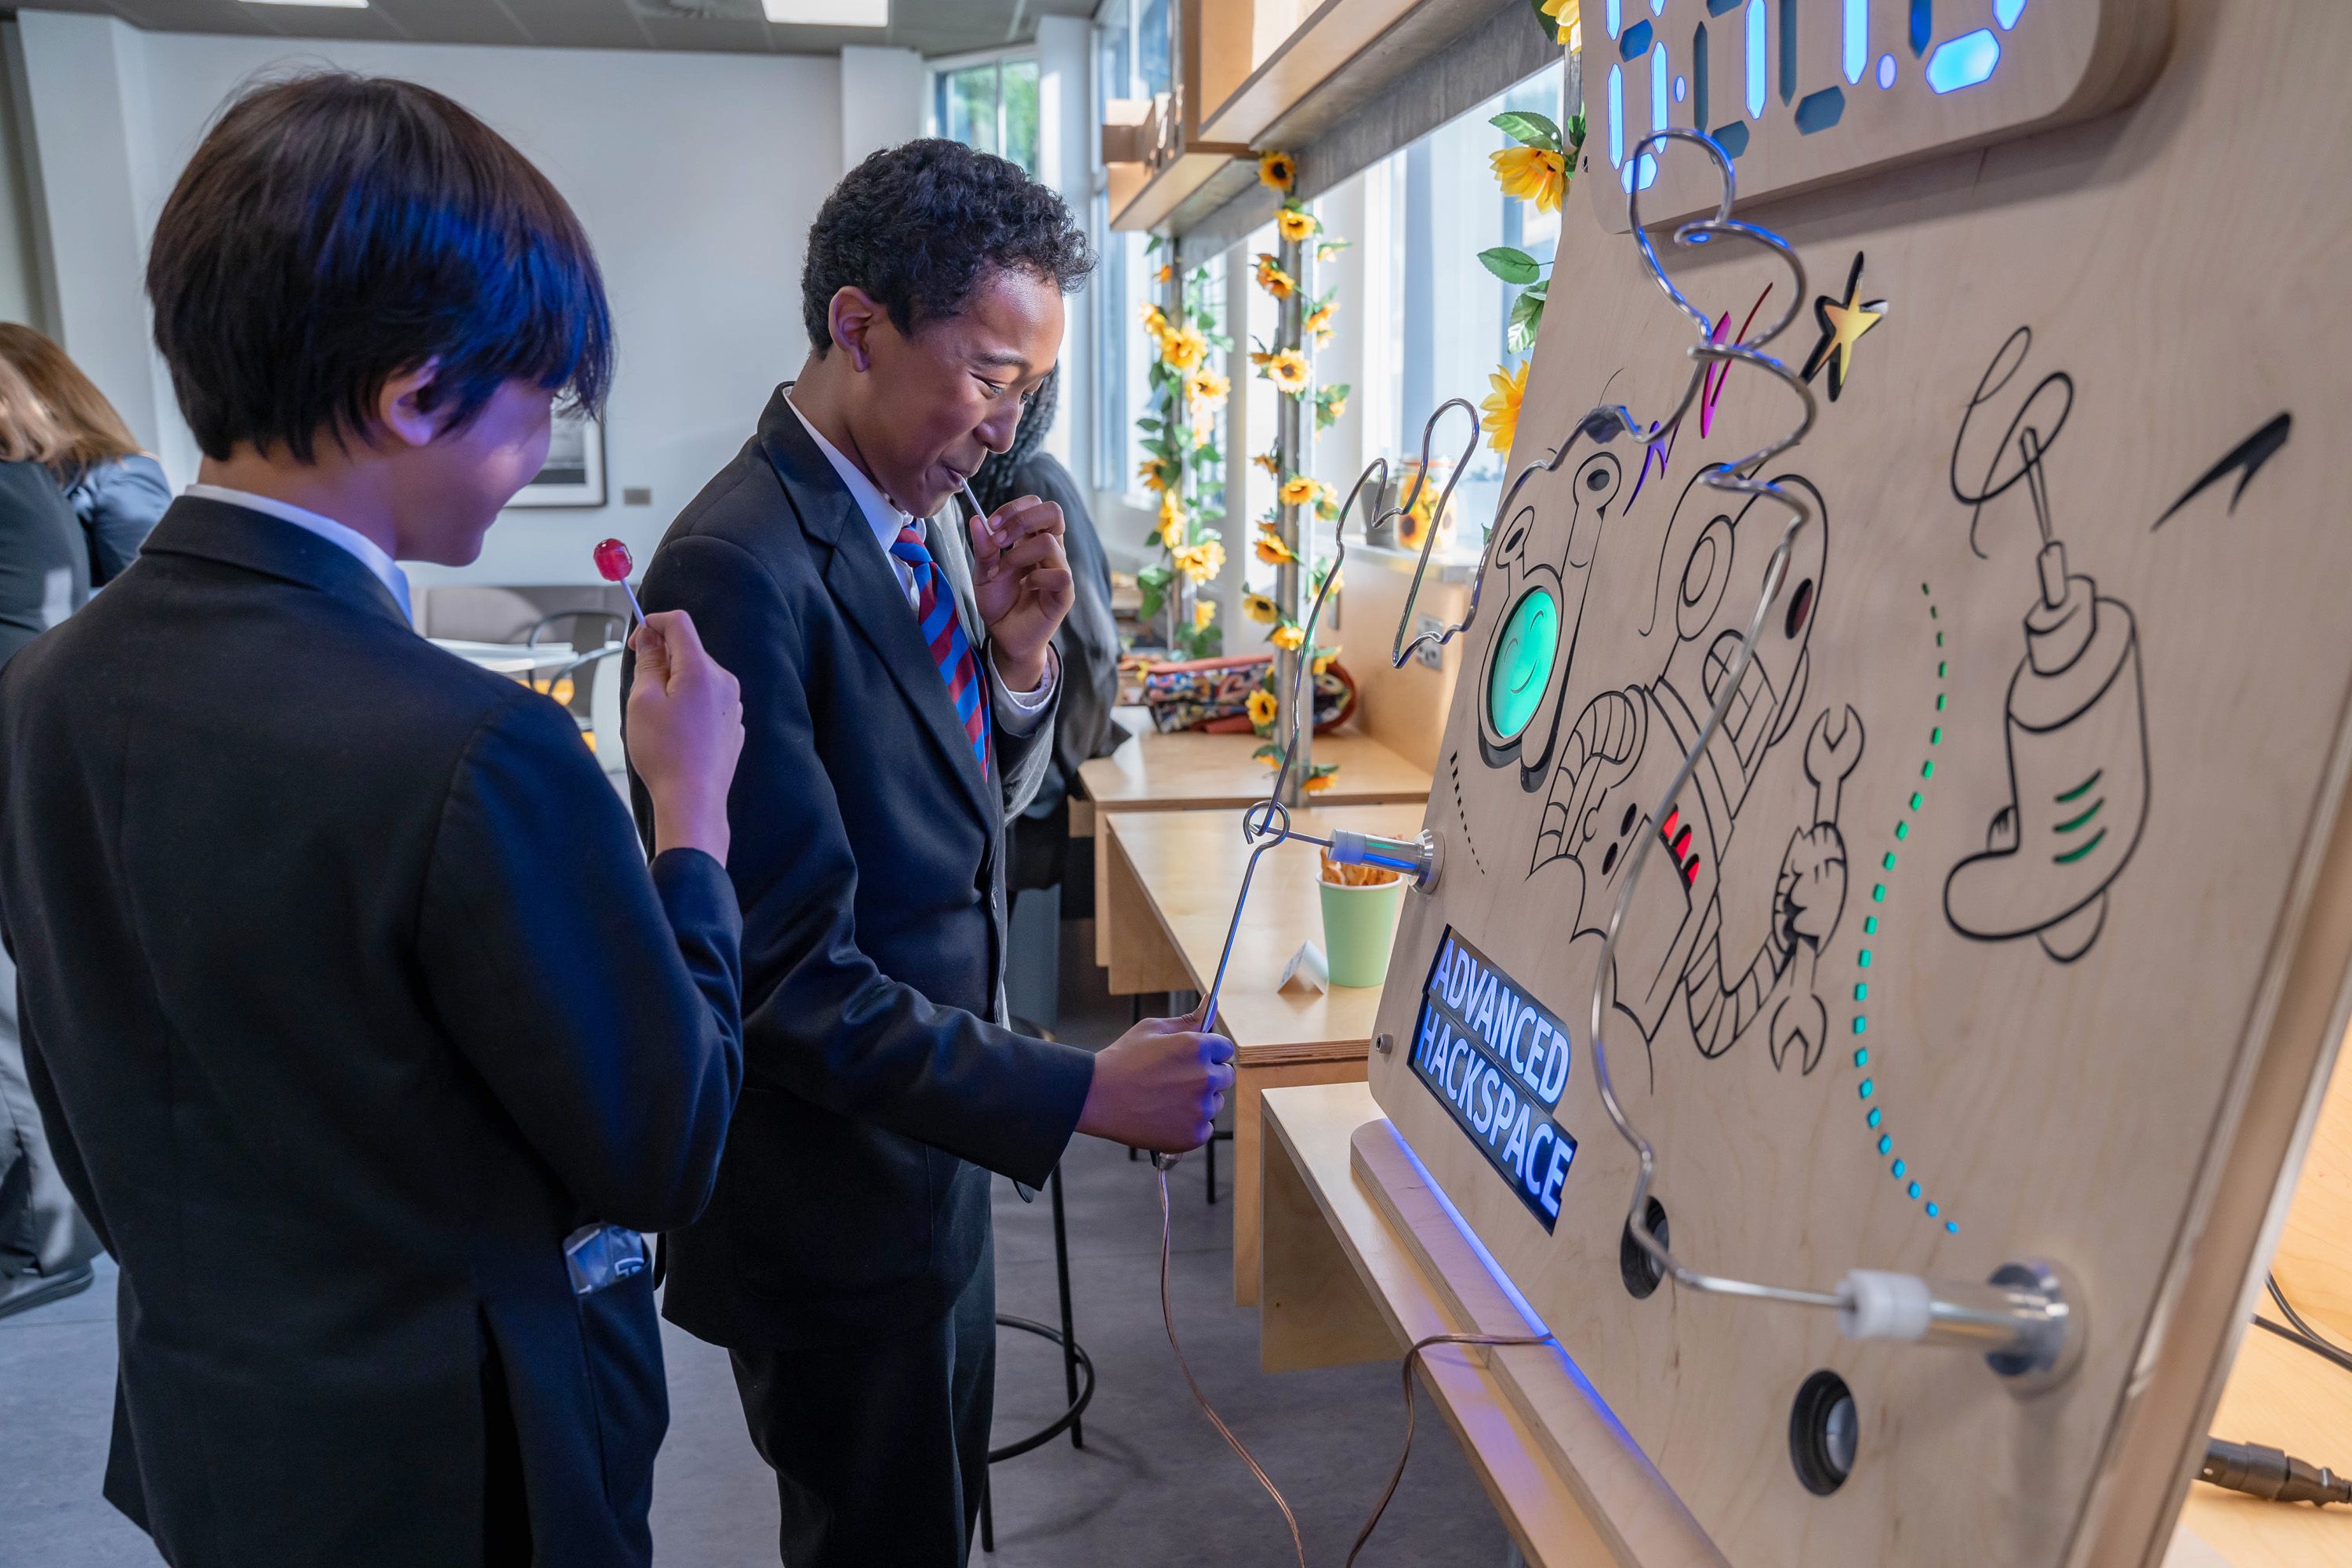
(1802, 253, 1888, 402)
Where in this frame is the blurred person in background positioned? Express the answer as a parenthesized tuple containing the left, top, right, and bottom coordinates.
(0, 324, 169, 586)
(0, 349, 99, 1320)
(967, 366, 1122, 897)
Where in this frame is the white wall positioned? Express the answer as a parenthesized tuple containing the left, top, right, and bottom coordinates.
(840, 44, 924, 172)
(16, 11, 840, 588)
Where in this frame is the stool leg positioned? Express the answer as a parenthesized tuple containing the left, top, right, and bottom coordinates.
(1051, 1164, 1083, 1448)
(979, 1471, 995, 1554)
(1205, 1127, 1217, 1205)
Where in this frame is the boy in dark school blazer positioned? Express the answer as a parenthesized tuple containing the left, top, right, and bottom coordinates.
(0, 74, 748, 1568)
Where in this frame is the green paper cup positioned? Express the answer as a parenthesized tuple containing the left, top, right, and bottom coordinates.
(1319, 875, 1406, 989)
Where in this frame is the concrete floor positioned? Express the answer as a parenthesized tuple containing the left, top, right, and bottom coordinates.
(0, 933, 1510, 1567)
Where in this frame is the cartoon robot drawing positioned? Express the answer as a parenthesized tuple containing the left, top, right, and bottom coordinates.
(1943, 329, 2150, 964)
(1530, 468, 1860, 1078)
(1476, 447, 1626, 789)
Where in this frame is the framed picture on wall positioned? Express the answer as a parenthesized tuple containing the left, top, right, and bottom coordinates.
(509, 406, 605, 507)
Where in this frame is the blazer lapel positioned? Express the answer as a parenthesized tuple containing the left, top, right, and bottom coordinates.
(755, 390, 996, 827)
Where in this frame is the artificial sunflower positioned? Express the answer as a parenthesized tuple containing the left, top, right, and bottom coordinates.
(1277, 475, 1323, 509)
(1321, 391, 1348, 421)
(1158, 490, 1188, 534)
(1138, 458, 1169, 494)
(1275, 206, 1318, 244)
(1246, 688, 1279, 728)
(1154, 262, 1175, 285)
(1258, 150, 1297, 192)
(1193, 597, 1218, 632)
(1490, 144, 1566, 214)
(1185, 368, 1229, 414)
(1252, 253, 1298, 300)
(1301, 769, 1334, 793)
(1160, 325, 1207, 372)
(1480, 360, 1529, 456)
(1542, 0, 1582, 50)
(1311, 648, 1339, 676)
(1265, 349, 1310, 395)
(1171, 539, 1225, 584)
(1254, 530, 1298, 567)
(1243, 591, 1280, 624)
(1270, 622, 1305, 652)
(1304, 301, 1336, 346)
(1140, 302, 1170, 336)
(1253, 450, 1281, 477)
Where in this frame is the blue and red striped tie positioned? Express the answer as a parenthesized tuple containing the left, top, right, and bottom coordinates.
(891, 523, 991, 773)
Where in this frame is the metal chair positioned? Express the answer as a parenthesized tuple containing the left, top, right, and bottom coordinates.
(978, 1021, 1095, 1555)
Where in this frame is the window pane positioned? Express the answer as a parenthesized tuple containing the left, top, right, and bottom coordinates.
(1369, 60, 1566, 543)
(1137, 0, 1171, 97)
(1098, 0, 1132, 100)
(1002, 59, 1040, 175)
(946, 64, 1000, 154)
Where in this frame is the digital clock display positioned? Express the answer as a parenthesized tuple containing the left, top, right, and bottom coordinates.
(1585, 0, 2171, 230)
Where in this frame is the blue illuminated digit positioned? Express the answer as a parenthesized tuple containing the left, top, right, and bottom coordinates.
(1843, 0, 1867, 83)
(1745, 0, 1766, 119)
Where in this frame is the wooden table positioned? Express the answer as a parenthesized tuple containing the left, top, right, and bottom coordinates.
(1077, 723, 1431, 985)
(1258, 1079, 2352, 1568)
(1103, 801, 1427, 1306)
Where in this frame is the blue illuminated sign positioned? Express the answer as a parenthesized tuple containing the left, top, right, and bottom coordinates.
(1410, 929, 1578, 1231)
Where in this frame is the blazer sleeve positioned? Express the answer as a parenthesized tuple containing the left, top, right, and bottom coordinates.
(636, 532, 1094, 1189)
(418, 693, 744, 1233)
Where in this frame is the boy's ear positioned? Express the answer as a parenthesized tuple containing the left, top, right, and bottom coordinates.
(828, 288, 883, 372)
(376, 361, 448, 451)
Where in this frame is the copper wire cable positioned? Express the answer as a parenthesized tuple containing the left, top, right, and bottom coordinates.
(1157, 1166, 1308, 1568)
(1345, 1329, 1559, 1567)
(1156, 1166, 1558, 1566)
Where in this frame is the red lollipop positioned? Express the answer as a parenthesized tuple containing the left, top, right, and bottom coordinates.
(593, 538, 647, 626)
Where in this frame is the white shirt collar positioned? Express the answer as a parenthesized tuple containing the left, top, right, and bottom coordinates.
(784, 391, 921, 558)
(185, 483, 414, 626)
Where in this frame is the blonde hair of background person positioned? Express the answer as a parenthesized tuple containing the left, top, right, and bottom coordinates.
(0, 353, 63, 466)
(0, 325, 170, 584)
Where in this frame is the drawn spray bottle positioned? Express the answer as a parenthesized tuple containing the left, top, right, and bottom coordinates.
(1944, 427, 2150, 963)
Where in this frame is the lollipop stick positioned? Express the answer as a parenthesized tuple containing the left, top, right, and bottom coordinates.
(618, 579, 646, 630)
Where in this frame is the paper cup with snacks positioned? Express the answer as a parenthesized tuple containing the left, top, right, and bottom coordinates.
(1317, 850, 1406, 989)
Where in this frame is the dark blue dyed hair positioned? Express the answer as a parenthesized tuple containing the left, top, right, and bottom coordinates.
(148, 72, 612, 463)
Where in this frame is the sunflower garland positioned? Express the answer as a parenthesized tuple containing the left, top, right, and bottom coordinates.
(1134, 240, 1230, 657)
(1474, 107, 1586, 454)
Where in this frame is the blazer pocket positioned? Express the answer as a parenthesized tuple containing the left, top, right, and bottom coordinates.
(577, 1270, 666, 1522)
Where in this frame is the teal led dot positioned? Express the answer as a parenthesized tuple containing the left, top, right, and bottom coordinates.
(1871, 884, 1886, 902)
(1926, 1202, 1940, 1218)
(1853, 982, 1868, 1001)
(1946, 1221, 1959, 1233)
(1921, 583, 1929, 595)
(1908, 792, 1922, 811)
(1867, 1107, 1882, 1127)
(1858, 948, 1872, 967)
(1936, 631, 1944, 646)
(1882, 851, 1897, 870)
(1852, 1015, 1868, 1035)
(1936, 661, 1946, 678)
(1907, 1181, 1922, 1200)
(1922, 760, 1935, 780)
(1894, 821, 1908, 840)
(1929, 605, 1937, 619)
(1853, 1047, 1869, 1066)
(1877, 1134, 1892, 1154)
(1859, 1079, 1875, 1099)
(1864, 916, 1878, 935)
(1936, 694, 1947, 713)
(1930, 727, 1943, 745)
(1892, 1159, 1906, 1178)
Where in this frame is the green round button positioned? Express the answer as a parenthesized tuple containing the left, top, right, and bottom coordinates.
(1488, 587, 1558, 739)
